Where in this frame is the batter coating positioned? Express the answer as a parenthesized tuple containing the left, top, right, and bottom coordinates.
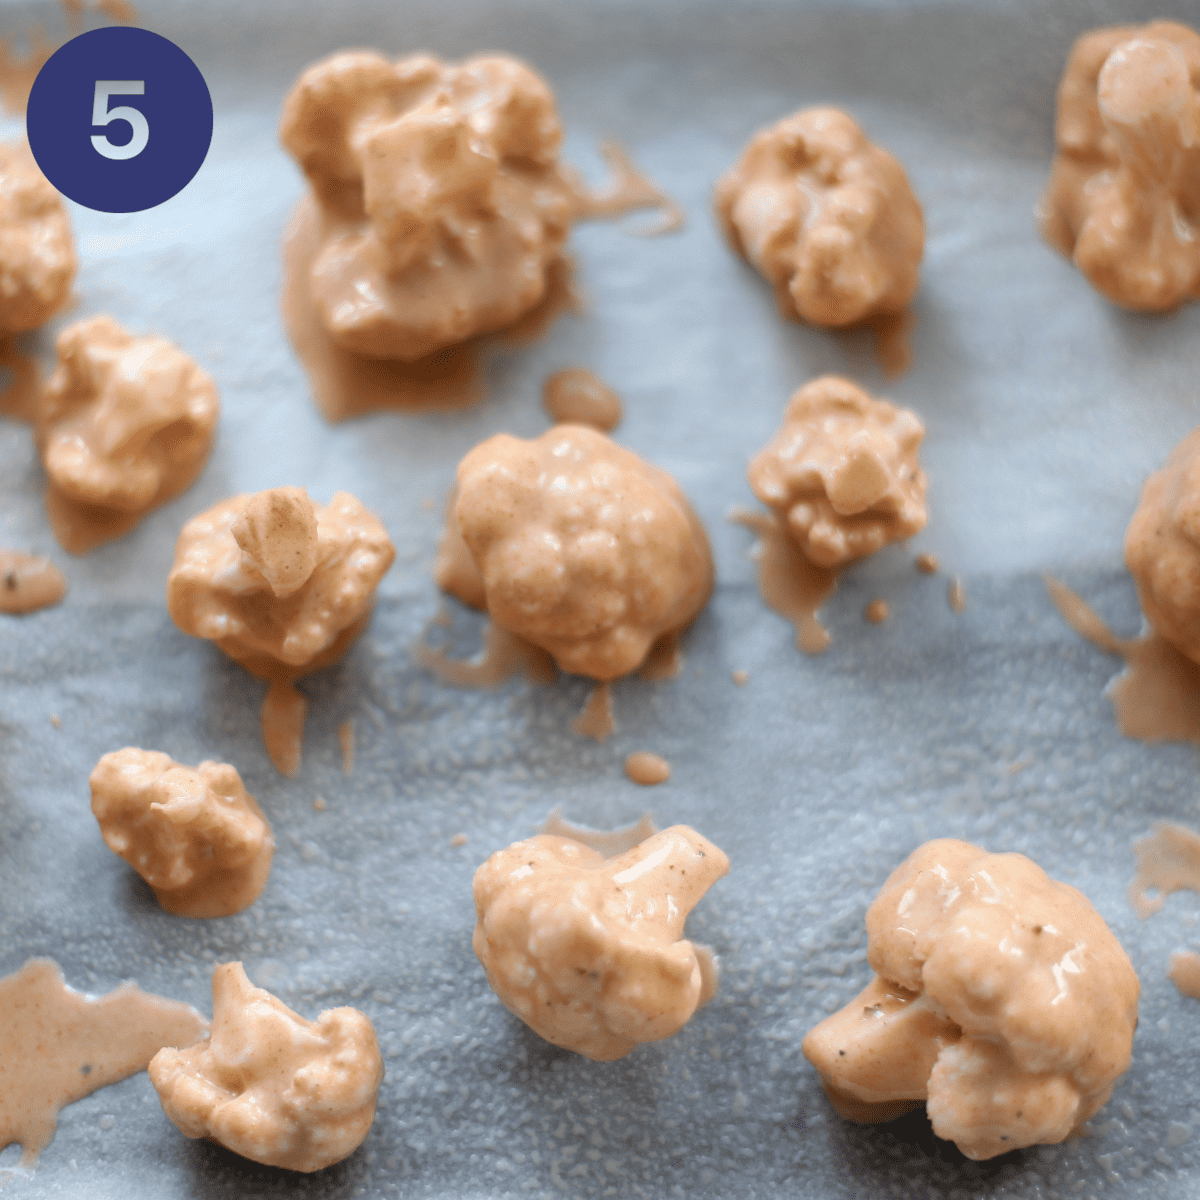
(1040, 21, 1200, 311)
(803, 839, 1139, 1160)
(748, 375, 927, 567)
(473, 825, 728, 1060)
(715, 108, 923, 328)
(440, 424, 712, 680)
(280, 50, 575, 361)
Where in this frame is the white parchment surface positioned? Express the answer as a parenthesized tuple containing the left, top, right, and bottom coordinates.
(3, 0, 1200, 1197)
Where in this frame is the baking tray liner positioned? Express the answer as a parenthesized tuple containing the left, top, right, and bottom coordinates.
(3, 0, 1200, 1196)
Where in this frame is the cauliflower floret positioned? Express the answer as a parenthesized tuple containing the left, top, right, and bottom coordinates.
(802, 839, 1139, 1161)
(715, 108, 923, 328)
(0, 140, 75, 334)
(440, 424, 713, 680)
(166, 486, 396, 679)
(748, 376, 927, 567)
(35, 315, 219, 555)
(89, 749, 274, 919)
(279, 50, 575, 360)
(1125, 426, 1200, 663)
(149, 962, 383, 1173)
(473, 825, 729, 1061)
(1040, 21, 1200, 311)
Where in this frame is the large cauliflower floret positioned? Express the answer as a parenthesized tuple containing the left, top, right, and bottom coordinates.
(279, 50, 575, 360)
(1124, 425, 1200, 663)
(167, 486, 396, 680)
(473, 826, 729, 1061)
(748, 376, 927, 567)
(0, 140, 75, 334)
(802, 839, 1140, 1161)
(445, 424, 713, 680)
(1040, 21, 1200, 311)
(714, 108, 924, 328)
(149, 962, 383, 1173)
(89, 749, 274, 919)
(36, 315, 219, 555)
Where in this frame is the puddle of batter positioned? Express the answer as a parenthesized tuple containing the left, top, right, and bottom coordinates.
(732, 508, 839, 654)
(1044, 575, 1200, 745)
(0, 958, 207, 1169)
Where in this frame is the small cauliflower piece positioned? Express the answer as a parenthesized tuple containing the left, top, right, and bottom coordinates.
(473, 825, 729, 1060)
(149, 962, 383, 1173)
(166, 486, 395, 679)
(279, 50, 575, 360)
(0, 140, 75, 334)
(440, 424, 713, 680)
(1125, 426, 1200, 663)
(749, 375, 927, 567)
(803, 839, 1139, 1161)
(1040, 21, 1200, 311)
(35, 315, 219, 555)
(715, 108, 923, 328)
(89, 749, 274, 918)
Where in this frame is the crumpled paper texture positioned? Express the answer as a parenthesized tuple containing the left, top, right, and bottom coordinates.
(2, 0, 1200, 1197)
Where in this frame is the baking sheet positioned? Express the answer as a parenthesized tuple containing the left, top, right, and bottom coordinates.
(3, 0, 1200, 1196)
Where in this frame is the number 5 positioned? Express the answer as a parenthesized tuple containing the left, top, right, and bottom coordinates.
(91, 81, 149, 160)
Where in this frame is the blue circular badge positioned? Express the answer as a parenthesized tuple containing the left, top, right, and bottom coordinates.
(27, 27, 212, 214)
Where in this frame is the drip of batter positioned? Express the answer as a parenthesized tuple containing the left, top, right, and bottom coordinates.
(1128, 822, 1200, 918)
(413, 617, 558, 689)
(1044, 575, 1200, 745)
(574, 682, 615, 741)
(625, 752, 671, 785)
(731, 509, 838, 654)
(0, 338, 40, 422)
(0, 552, 66, 614)
(0, 959, 208, 1168)
(568, 142, 685, 236)
(542, 368, 623, 431)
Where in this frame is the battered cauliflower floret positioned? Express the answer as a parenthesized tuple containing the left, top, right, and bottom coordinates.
(279, 50, 575, 360)
(35, 315, 219, 555)
(748, 376, 927, 568)
(149, 962, 383, 1173)
(1040, 21, 1200, 311)
(715, 108, 924, 328)
(440, 424, 713, 680)
(166, 486, 396, 679)
(0, 140, 75, 334)
(89, 749, 274, 919)
(802, 839, 1140, 1161)
(1125, 425, 1200, 663)
(473, 825, 729, 1061)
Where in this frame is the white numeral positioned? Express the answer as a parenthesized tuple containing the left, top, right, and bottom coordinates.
(91, 81, 149, 160)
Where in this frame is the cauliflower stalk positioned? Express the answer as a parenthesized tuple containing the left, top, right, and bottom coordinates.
(1040, 21, 1200, 311)
(167, 486, 395, 679)
(150, 962, 383, 1173)
(473, 825, 729, 1061)
(802, 839, 1139, 1160)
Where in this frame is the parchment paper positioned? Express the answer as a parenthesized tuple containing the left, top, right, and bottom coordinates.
(3, 0, 1200, 1197)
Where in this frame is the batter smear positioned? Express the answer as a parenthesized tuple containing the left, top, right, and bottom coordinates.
(1128, 822, 1200, 918)
(0, 959, 208, 1169)
(1044, 575, 1200, 745)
